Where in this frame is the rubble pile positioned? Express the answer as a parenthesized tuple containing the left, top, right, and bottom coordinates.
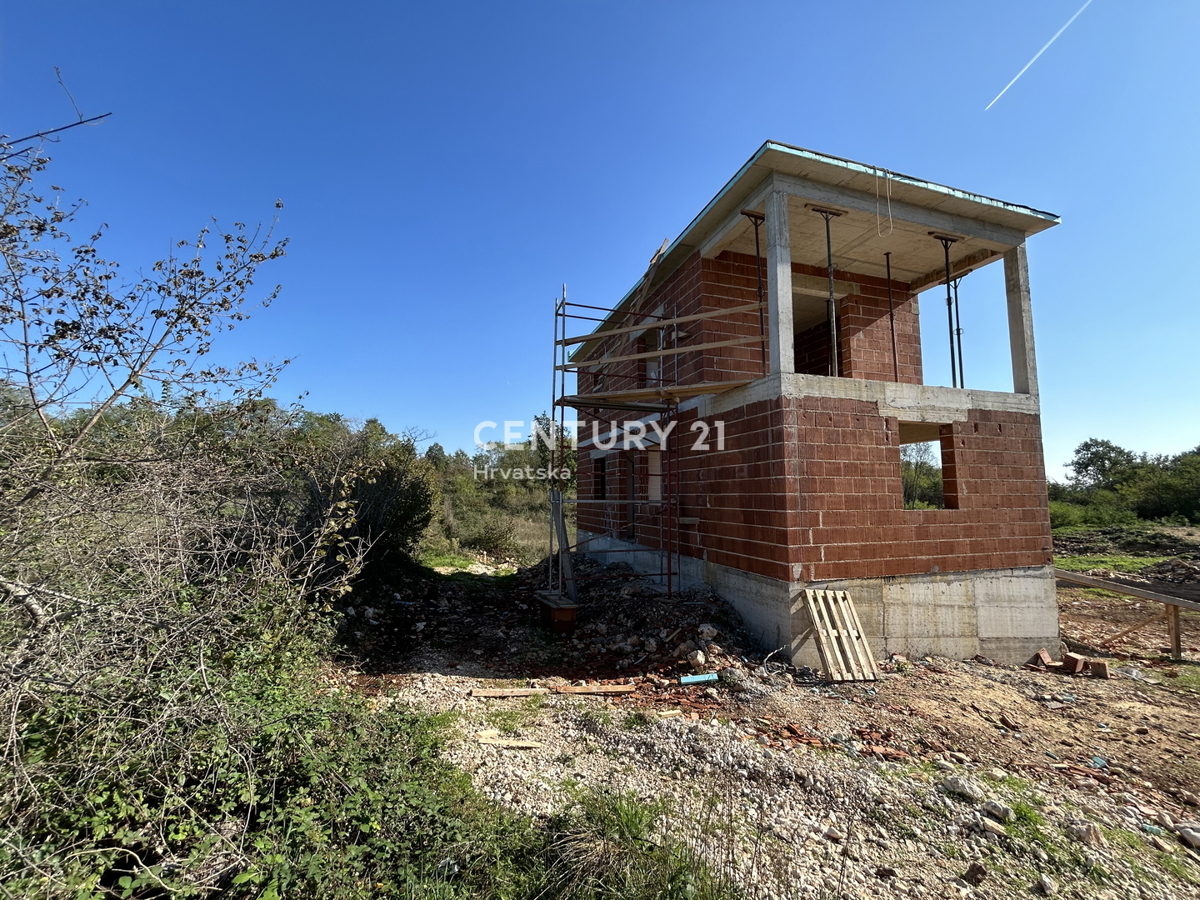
(1140, 557, 1200, 585)
(517, 555, 789, 678)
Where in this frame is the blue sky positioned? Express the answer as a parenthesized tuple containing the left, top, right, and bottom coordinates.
(2, 1, 1196, 477)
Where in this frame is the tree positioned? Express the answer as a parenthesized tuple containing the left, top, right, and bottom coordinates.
(1064, 438, 1138, 491)
(0, 142, 381, 894)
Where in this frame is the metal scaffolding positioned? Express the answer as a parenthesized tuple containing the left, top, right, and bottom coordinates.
(545, 263, 768, 605)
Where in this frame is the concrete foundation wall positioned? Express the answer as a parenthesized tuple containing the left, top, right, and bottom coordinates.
(577, 528, 1057, 668)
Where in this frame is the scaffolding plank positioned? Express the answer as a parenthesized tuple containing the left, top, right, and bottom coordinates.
(1053, 567, 1200, 612)
(561, 335, 764, 369)
(560, 379, 754, 406)
(560, 301, 765, 346)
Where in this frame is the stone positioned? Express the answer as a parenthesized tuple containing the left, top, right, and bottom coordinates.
(943, 776, 986, 803)
(687, 649, 707, 669)
(962, 861, 988, 886)
(697, 623, 718, 641)
(983, 799, 1015, 823)
(1036, 873, 1057, 895)
(875, 865, 898, 879)
(1180, 827, 1200, 850)
(979, 818, 1007, 837)
(1149, 836, 1174, 853)
(1069, 822, 1105, 846)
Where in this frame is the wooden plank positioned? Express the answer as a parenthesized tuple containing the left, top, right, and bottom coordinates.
(1054, 567, 1200, 613)
(805, 590, 850, 682)
(469, 688, 551, 698)
(560, 301, 766, 347)
(840, 590, 880, 679)
(1168, 604, 1183, 659)
(561, 335, 765, 370)
(562, 379, 754, 406)
(825, 591, 864, 681)
(833, 590, 878, 680)
(803, 591, 835, 680)
(1100, 609, 1167, 647)
(552, 684, 637, 694)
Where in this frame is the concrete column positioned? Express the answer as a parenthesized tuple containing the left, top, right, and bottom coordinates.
(765, 187, 794, 374)
(1003, 242, 1039, 396)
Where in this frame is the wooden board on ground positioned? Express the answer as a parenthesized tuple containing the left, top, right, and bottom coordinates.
(553, 684, 637, 694)
(802, 589, 879, 683)
(469, 688, 551, 698)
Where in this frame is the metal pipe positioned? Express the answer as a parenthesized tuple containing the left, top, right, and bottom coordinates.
(952, 278, 965, 388)
(885, 252, 899, 382)
(933, 235, 959, 388)
(813, 209, 843, 377)
(742, 209, 767, 375)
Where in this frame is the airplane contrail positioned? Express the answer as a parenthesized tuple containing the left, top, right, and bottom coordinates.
(985, 0, 1096, 110)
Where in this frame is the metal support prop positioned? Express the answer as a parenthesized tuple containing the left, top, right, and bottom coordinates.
(952, 277, 965, 388)
(813, 208, 843, 377)
(933, 235, 959, 388)
(741, 209, 767, 375)
(885, 252, 899, 382)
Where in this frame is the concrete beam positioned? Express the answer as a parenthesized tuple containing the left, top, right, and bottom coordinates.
(697, 176, 773, 258)
(907, 248, 1001, 294)
(765, 184, 794, 375)
(773, 172, 1027, 248)
(1003, 243, 1039, 396)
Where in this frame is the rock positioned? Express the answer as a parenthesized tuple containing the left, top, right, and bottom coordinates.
(1036, 873, 1057, 895)
(962, 861, 988, 886)
(697, 623, 718, 641)
(983, 799, 1015, 823)
(1069, 822, 1105, 846)
(943, 776, 985, 803)
(687, 649, 707, 669)
(979, 818, 1007, 838)
(641, 638, 657, 654)
(875, 865, 897, 879)
(1180, 827, 1200, 850)
(824, 825, 846, 842)
(673, 640, 697, 658)
(1149, 836, 1174, 853)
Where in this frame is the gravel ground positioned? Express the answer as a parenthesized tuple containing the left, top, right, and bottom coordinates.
(332, 559, 1200, 900)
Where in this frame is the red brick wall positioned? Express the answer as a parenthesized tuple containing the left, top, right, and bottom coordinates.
(787, 397, 1052, 583)
(703, 251, 922, 385)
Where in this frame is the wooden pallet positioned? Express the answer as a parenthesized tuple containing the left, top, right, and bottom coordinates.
(802, 589, 879, 683)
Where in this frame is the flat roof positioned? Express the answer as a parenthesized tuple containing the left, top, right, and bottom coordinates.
(575, 141, 1059, 359)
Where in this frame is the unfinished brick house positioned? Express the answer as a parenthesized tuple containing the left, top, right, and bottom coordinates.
(555, 141, 1059, 666)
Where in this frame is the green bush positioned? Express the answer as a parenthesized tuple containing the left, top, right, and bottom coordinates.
(1049, 499, 1137, 529)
